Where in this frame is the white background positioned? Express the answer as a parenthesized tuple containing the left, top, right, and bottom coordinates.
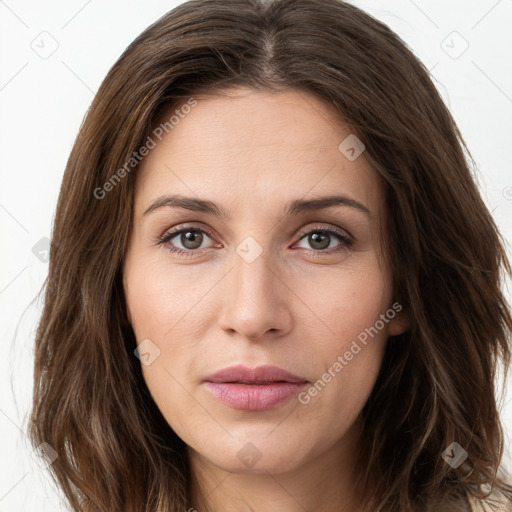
(1, 0, 511, 510)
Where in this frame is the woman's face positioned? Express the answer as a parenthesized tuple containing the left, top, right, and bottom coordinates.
(123, 87, 408, 476)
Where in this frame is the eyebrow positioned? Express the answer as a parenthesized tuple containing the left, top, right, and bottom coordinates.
(143, 194, 372, 218)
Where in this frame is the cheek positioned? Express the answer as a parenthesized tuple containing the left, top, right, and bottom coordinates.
(123, 258, 215, 439)
(298, 315, 388, 441)
(300, 254, 391, 351)
(124, 255, 209, 341)
(298, 259, 391, 413)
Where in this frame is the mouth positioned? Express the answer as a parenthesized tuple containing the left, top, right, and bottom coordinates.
(225, 380, 290, 384)
(203, 365, 309, 411)
(203, 364, 308, 384)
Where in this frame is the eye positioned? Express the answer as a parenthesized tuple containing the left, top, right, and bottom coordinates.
(156, 225, 217, 256)
(295, 226, 353, 254)
(156, 224, 353, 257)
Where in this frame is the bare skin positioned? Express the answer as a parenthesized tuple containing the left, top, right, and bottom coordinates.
(123, 87, 409, 512)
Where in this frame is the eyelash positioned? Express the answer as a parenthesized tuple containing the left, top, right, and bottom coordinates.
(156, 224, 354, 258)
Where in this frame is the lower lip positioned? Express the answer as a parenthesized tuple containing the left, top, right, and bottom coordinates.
(204, 382, 308, 411)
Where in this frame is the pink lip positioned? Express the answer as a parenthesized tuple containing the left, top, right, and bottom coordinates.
(203, 365, 308, 411)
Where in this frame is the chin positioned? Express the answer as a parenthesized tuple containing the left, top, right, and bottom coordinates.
(190, 434, 310, 475)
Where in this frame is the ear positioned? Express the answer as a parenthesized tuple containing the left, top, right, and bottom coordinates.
(388, 302, 411, 336)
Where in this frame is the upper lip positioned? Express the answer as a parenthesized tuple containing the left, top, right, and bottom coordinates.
(203, 365, 308, 384)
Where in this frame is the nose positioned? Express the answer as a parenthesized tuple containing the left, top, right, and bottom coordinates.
(217, 245, 293, 342)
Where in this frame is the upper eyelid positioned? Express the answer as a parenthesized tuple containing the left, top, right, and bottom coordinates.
(159, 223, 214, 241)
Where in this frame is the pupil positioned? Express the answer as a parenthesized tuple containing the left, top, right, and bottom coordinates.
(310, 233, 329, 250)
(182, 230, 203, 249)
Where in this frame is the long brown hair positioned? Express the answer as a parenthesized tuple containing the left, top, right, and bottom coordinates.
(29, 0, 512, 510)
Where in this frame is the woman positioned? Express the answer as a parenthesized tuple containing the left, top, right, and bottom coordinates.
(30, 0, 512, 511)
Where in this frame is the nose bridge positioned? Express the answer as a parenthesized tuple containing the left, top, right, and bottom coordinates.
(234, 241, 274, 300)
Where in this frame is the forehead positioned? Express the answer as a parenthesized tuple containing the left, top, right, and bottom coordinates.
(134, 87, 384, 217)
